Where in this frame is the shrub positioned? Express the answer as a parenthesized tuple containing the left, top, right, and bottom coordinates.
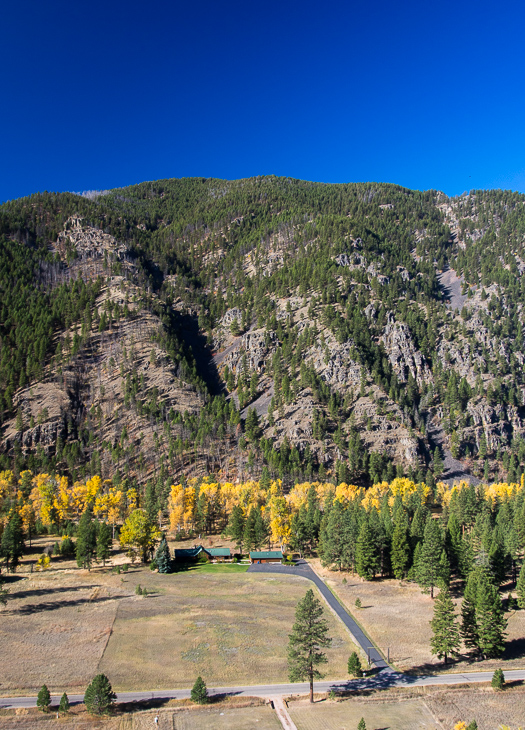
(347, 651, 363, 677)
(135, 584, 143, 595)
(355, 597, 362, 609)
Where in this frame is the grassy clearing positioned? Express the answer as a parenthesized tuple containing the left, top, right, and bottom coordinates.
(424, 684, 525, 730)
(289, 697, 438, 730)
(311, 559, 525, 674)
(99, 569, 352, 690)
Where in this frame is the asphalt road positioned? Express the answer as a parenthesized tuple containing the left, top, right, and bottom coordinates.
(3, 670, 525, 709)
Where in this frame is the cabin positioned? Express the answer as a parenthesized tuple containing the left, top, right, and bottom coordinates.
(206, 547, 231, 562)
(249, 550, 283, 564)
(174, 545, 231, 563)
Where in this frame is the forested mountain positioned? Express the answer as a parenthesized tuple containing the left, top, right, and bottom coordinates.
(1, 176, 525, 496)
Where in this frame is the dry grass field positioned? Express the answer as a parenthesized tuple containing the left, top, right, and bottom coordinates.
(289, 697, 439, 730)
(424, 684, 525, 730)
(0, 700, 281, 729)
(0, 551, 352, 695)
(311, 559, 525, 674)
(99, 568, 352, 689)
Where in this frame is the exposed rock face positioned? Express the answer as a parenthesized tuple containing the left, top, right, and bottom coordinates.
(315, 343, 362, 389)
(381, 315, 432, 387)
(54, 216, 128, 260)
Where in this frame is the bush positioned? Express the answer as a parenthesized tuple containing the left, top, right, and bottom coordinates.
(135, 584, 143, 595)
(149, 559, 158, 571)
(491, 668, 505, 690)
(197, 550, 209, 564)
(60, 537, 75, 558)
(191, 676, 208, 704)
(355, 597, 362, 609)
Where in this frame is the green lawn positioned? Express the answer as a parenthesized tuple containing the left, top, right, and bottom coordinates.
(177, 562, 250, 574)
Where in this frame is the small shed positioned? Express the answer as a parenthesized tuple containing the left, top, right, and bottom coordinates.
(206, 548, 231, 562)
(250, 550, 283, 564)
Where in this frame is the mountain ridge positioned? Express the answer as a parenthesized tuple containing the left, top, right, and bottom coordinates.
(1, 176, 525, 497)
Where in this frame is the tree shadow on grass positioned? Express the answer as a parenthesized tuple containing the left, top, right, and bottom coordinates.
(9, 584, 99, 600)
(7, 593, 127, 615)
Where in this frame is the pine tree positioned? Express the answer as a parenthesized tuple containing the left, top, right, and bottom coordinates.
(1, 511, 25, 571)
(288, 588, 332, 703)
(37, 684, 51, 712)
(84, 674, 117, 715)
(466, 721, 478, 730)
(254, 508, 269, 550)
(244, 507, 258, 552)
(416, 516, 444, 597)
(491, 668, 505, 690)
(391, 513, 410, 579)
(227, 505, 245, 553)
(357, 718, 366, 730)
(461, 569, 480, 653)
(96, 522, 112, 566)
(476, 572, 507, 658)
(347, 651, 363, 677)
(430, 586, 461, 664)
(155, 533, 172, 573)
(0, 578, 8, 606)
(355, 516, 379, 580)
(76, 508, 97, 570)
(191, 676, 208, 704)
(516, 560, 525, 609)
(59, 692, 70, 714)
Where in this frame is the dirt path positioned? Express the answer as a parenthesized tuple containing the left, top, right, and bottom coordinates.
(272, 697, 298, 730)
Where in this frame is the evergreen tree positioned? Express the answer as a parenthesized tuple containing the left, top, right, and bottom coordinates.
(254, 507, 269, 549)
(1, 511, 25, 571)
(466, 721, 478, 730)
(0, 579, 8, 606)
(491, 668, 505, 690)
(475, 572, 507, 658)
(84, 674, 117, 715)
(391, 513, 410, 579)
(416, 516, 444, 597)
(357, 719, 366, 730)
(244, 507, 258, 552)
(191, 676, 208, 704)
(461, 570, 480, 653)
(37, 684, 51, 712)
(155, 533, 172, 573)
(96, 521, 112, 566)
(355, 516, 379, 580)
(59, 692, 70, 714)
(227, 505, 245, 552)
(288, 588, 332, 703)
(516, 560, 525, 609)
(347, 651, 363, 677)
(76, 508, 97, 570)
(430, 586, 461, 664)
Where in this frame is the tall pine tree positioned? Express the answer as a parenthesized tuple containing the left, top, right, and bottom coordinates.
(430, 586, 461, 664)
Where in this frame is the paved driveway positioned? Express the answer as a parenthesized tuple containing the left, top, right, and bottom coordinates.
(247, 559, 389, 669)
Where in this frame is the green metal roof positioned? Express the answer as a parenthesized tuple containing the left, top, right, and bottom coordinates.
(207, 548, 231, 557)
(249, 551, 283, 559)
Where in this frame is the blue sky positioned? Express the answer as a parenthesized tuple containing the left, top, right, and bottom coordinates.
(2, 0, 525, 203)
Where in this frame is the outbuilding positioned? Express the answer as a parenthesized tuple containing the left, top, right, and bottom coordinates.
(249, 550, 283, 564)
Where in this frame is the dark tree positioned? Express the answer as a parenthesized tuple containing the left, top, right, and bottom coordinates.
(84, 674, 117, 715)
(430, 586, 461, 664)
(191, 676, 208, 704)
(288, 588, 332, 703)
(37, 684, 51, 712)
(96, 522, 112, 566)
(347, 651, 363, 677)
(76, 508, 97, 570)
(59, 692, 70, 714)
(155, 533, 172, 573)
